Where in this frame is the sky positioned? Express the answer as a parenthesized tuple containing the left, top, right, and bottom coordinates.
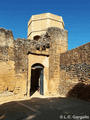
(0, 0, 90, 50)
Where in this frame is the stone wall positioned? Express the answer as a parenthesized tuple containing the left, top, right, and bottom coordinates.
(0, 28, 50, 96)
(14, 34, 50, 74)
(59, 42, 90, 100)
(13, 34, 50, 95)
(0, 30, 30, 95)
(0, 27, 89, 100)
(0, 28, 14, 47)
(0, 28, 15, 94)
(47, 27, 68, 95)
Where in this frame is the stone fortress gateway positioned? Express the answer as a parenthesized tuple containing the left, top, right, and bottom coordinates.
(0, 13, 90, 98)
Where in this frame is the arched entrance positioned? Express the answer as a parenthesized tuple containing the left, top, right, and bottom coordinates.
(30, 63, 44, 96)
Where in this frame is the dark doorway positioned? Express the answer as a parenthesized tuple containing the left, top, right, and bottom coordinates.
(30, 64, 44, 96)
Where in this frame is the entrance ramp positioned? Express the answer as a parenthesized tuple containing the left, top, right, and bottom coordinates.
(31, 90, 44, 98)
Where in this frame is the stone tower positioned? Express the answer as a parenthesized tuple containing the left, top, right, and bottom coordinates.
(27, 13, 68, 96)
(28, 13, 64, 39)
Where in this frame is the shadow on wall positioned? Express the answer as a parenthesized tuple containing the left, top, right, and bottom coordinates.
(67, 83, 90, 101)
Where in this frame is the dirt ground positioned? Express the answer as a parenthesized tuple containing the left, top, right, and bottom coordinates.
(0, 96, 90, 120)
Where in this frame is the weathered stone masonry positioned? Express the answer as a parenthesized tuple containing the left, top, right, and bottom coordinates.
(0, 27, 51, 96)
(0, 28, 15, 94)
(48, 28, 68, 95)
(0, 13, 90, 100)
(59, 42, 90, 100)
